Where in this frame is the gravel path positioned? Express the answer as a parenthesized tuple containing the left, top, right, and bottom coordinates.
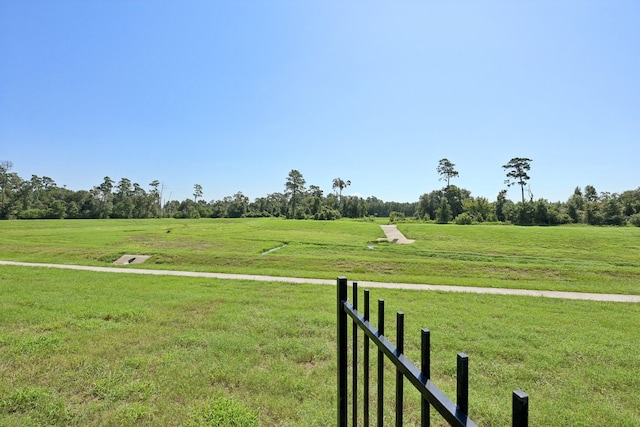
(2, 260, 639, 303)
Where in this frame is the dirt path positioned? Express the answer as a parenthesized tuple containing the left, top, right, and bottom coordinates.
(2, 260, 639, 303)
(379, 224, 415, 244)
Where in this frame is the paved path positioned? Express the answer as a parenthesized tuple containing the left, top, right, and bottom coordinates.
(2, 260, 639, 303)
(379, 224, 415, 244)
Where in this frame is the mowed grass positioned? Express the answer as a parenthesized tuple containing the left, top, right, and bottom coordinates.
(1, 218, 639, 294)
(1, 266, 639, 426)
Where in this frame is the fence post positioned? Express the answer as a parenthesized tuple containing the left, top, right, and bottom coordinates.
(396, 312, 405, 427)
(364, 290, 371, 427)
(352, 282, 358, 427)
(457, 353, 469, 416)
(337, 276, 348, 427)
(512, 390, 529, 427)
(377, 299, 385, 427)
(421, 329, 431, 427)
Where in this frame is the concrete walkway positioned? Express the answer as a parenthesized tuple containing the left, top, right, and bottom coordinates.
(379, 224, 415, 244)
(2, 260, 639, 303)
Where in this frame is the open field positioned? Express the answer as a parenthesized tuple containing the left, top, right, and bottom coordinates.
(2, 219, 639, 424)
(1, 266, 640, 426)
(1, 218, 639, 294)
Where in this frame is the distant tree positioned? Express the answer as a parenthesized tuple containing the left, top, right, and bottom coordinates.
(148, 180, 161, 217)
(534, 199, 550, 225)
(308, 185, 324, 216)
(112, 178, 135, 218)
(495, 189, 508, 222)
(193, 184, 203, 202)
(177, 199, 201, 219)
(91, 176, 115, 218)
(583, 202, 602, 225)
(116, 178, 132, 196)
(582, 185, 601, 225)
(228, 191, 249, 218)
(601, 193, 625, 226)
(342, 195, 367, 218)
(0, 160, 14, 215)
(285, 169, 306, 219)
(163, 199, 179, 217)
(436, 198, 452, 224)
(442, 185, 470, 219)
(584, 185, 598, 203)
(418, 190, 441, 220)
(41, 176, 56, 191)
(573, 186, 583, 197)
(463, 196, 491, 222)
(131, 182, 149, 218)
(516, 201, 535, 225)
(266, 192, 287, 217)
(436, 158, 459, 188)
(620, 188, 640, 216)
(332, 178, 351, 203)
(365, 196, 384, 217)
(30, 175, 43, 204)
(566, 187, 585, 223)
(503, 157, 533, 204)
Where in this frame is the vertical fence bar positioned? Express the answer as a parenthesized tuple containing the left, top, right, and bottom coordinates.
(512, 390, 529, 427)
(339, 282, 528, 427)
(352, 282, 358, 427)
(457, 353, 469, 416)
(421, 329, 431, 427)
(396, 312, 405, 427)
(377, 299, 385, 427)
(364, 290, 371, 427)
(337, 277, 348, 427)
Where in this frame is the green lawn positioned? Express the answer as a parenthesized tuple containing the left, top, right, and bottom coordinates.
(2, 218, 639, 425)
(1, 266, 639, 426)
(1, 218, 639, 294)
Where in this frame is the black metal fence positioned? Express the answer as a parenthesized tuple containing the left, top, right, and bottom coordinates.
(337, 276, 529, 426)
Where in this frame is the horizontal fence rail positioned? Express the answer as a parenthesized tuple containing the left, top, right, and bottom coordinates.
(337, 276, 529, 426)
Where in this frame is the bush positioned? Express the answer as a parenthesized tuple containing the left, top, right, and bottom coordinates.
(389, 211, 405, 223)
(629, 213, 640, 227)
(313, 206, 341, 220)
(455, 213, 473, 225)
(17, 209, 47, 219)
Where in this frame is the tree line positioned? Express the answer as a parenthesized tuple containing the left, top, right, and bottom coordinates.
(1, 159, 639, 226)
(0, 161, 411, 221)
(418, 157, 640, 226)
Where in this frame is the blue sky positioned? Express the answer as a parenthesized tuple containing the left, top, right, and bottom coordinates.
(1, 1, 638, 204)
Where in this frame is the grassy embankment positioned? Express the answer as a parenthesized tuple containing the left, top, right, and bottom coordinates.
(1, 217, 639, 294)
(1, 218, 639, 425)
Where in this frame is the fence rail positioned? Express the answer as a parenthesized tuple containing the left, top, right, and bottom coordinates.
(337, 276, 529, 426)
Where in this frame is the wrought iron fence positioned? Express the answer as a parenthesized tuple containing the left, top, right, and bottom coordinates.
(337, 276, 529, 426)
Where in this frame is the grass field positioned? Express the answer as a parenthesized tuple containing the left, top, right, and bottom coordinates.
(1, 266, 639, 426)
(1, 217, 639, 294)
(1, 218, 639, 425)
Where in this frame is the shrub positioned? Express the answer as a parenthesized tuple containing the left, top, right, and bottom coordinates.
(313, 206, 341, 220)
(629, 213, 640, 227)
(455, 213, 473, 225)
(17, 209, 47, 219)
(389, 211, 405, 223)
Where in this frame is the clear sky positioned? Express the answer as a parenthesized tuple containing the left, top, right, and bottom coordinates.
(1, 1, 638, 204)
